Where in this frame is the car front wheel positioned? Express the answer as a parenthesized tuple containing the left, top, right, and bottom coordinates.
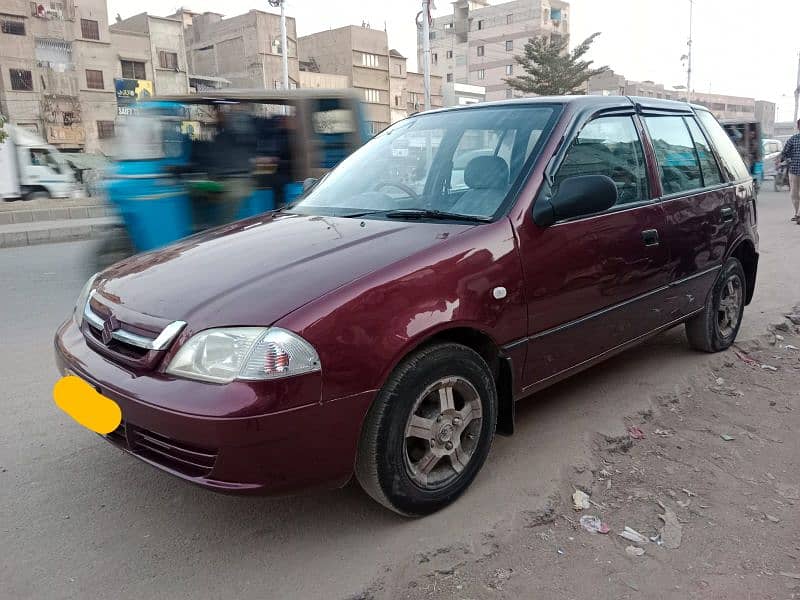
(355, 343, 497, 516)
(685, 257, 746, 352)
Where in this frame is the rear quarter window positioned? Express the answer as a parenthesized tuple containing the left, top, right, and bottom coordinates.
(695, 110, 751, 182)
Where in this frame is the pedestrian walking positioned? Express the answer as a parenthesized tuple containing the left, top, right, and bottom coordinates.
(780, 119, 800, 223)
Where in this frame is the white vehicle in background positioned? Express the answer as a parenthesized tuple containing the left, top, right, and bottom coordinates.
(762, 138, 783, 180)
(0, 124, 77, 201)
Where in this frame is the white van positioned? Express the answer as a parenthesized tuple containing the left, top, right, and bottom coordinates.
(0, 124, 77, 200)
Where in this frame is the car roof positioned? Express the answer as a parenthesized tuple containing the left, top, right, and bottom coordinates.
(419, 94, 698, 117)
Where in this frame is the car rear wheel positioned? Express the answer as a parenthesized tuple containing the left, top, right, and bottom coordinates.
(355, 343, 497, 516)
(685, 257, 746, 352)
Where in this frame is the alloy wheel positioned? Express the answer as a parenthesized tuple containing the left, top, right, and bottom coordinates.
(403, 376, 483, 489)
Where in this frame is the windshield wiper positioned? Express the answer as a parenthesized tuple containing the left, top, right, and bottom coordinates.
(383, 209, 492, 223)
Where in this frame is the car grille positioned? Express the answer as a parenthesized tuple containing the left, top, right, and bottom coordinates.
(81, 291, 186, 369)
(106, 421, 218, 478)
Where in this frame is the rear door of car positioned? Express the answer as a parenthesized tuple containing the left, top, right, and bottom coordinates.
(641, 108, 748, 319)
(519, 107, 672, 388)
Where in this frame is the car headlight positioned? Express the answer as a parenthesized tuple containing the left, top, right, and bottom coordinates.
(165, 327, 320, 384)
(74, 273, 99, 324)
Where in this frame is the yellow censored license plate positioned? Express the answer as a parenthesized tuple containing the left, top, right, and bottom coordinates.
(53, 375, 122, 435)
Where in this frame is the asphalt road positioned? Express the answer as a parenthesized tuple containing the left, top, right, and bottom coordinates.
(2, 191, 799, 600)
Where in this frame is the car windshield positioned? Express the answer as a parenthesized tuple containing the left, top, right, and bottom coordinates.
(290, 104, 560, 221)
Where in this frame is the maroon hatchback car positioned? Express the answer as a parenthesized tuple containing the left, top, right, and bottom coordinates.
(55, 96, 758, 515)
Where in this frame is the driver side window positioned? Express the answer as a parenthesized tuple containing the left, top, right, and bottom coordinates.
(554, 116, 649, 206)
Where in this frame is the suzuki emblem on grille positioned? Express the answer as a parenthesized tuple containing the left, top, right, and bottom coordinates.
(101, 314, 121, 345)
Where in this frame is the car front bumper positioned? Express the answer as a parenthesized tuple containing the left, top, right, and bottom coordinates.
(54, 317, 375, 495)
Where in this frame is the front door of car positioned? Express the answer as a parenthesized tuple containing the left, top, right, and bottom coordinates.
(518, 113, 671, 389)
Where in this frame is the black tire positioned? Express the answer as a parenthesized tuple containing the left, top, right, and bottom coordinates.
(685, 257, 746, 353)
(24, 190, 50, 201)
(355, 343, 497, 516)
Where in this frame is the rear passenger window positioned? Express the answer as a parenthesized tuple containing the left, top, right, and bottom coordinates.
(554, 116, 649, 205)
(684, 117, 723, 187)
(644, 116, 702, 195)
(695, 110, 752, 182)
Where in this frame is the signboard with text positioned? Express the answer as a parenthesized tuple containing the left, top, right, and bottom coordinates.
(114, 79, 154, 116)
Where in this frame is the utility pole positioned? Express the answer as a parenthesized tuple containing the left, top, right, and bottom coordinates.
(421, 0, 432, 111)
(794, 50, 800, 123)
(268, 0, 289, 90)
(686, 0, 693, 103)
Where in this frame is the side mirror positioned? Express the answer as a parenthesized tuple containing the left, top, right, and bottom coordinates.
(302, 177, 319, 193)
(533, 175, 618, 227)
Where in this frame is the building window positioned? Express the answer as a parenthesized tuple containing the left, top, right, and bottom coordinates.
(446, 50, 453, 59)
(447, 73, 453, 82)
(505, 64, 513, 75)
(506, 89, 513, 99)
(477, 45, 484, 57)
(477, 69, 485, 80)
(429, 31, 436, 40)
(158, 50, 178, 70)
(97, 121, 115, 139)
(10, 69, 33, 91)
(120, 60, 146, 80)
(432, 53, 438, 64)
(395, 64, 402, 74)
(85, 69, 104, 89)
(364, 88, 380, 103)
(477, 20, 484, 30)
(361, 53, 379, 68)
(507, 14, 513, 24)
(505, 40, 513, 51)
(80, 19, 100, 40)
(1, 18, 25, 35)
(395, 95, 400, 106)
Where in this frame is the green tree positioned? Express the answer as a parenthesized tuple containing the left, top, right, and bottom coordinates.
(0, 115, 7, 143)
(504, 32, 608, 96)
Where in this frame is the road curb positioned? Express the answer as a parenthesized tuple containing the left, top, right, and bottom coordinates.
(0, 217, 121, 249)
(0, 204, 115, 225)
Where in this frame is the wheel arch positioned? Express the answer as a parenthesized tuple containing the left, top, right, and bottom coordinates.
(375, 325, 515, 437)
(728, 238, 758, 305)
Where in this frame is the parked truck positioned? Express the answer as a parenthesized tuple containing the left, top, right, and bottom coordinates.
(0, 123, 77, 201)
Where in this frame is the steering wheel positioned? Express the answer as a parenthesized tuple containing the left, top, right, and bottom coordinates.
(373, 181, 420, 201)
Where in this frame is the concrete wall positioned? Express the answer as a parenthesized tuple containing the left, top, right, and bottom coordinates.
(300, 26, 392, 129)
(145, 17, 189, 95)
(298, 72, 349, 89)
(185, 10, 299, 90)
(298, 27, 354, 80)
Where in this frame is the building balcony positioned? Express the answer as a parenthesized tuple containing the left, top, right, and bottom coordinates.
(41, 67, 79, 97)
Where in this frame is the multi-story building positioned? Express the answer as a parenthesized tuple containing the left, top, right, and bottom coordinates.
(0, 1, 190, 153)
(420, 0, 570, 102)
(170, 8, 300, 91)
(0, 0, 119, 152)
(389, 49, 444, 123)
(588, 69, 776, 134)
(110, 14, 190, 97)
(299, 25, 442, 134)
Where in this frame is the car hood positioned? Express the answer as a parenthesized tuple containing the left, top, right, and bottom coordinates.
(97, 213, 470, 330)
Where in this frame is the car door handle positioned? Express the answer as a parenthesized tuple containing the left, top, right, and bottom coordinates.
(721, 207, 735, 222)
(641, 229, 660, 247)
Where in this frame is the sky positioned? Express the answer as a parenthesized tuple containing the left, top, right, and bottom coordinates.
(109, 0, 800, 121)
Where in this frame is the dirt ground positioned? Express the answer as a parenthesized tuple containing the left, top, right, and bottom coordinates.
(353, 306, 800, 600)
